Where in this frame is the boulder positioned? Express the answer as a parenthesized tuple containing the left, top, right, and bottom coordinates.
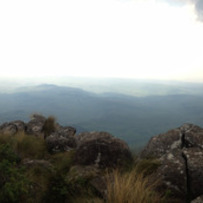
(191, 195, 203, 203)
(184, 125, 203, 149)
(67, 165, 101, 182)
(67, 164, 112, 199)
(141, 128, 181, 158)
(26, 114, 46, 136)
(155, 149, 187, 201)
(75, 131, 133, 168)
(46, 134, 77, 153)
(0, 120, 26, 135)
(141, 124, 203, 202)
(55, 126, 76, 138)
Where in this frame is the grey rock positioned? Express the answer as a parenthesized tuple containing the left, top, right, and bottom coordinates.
(46, 135, 77, 153)
(75, 131, 133, 168)
(67, 164, 112, 199)
(141, 128, 181, 158)
(155, 149, 187, 201)
(26, 114, 46, 136)
(141, 124, 203, 202)
(185, 126, 203, 149)
(183, 148, 203, 199)
(192, 195, 203, 203)
(55, 126, 76, 138)
(0, 120, 26, 135)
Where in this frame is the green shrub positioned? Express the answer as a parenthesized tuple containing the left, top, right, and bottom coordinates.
(0, 144, 29, 203)
(45, 174, 69, 203)
(44, 151, 75, 202)
(25, 163, 54, 202)
(0, 143, 21, 163)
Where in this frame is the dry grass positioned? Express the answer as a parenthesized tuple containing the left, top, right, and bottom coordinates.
(106, 168, 161, 203)
(0, 132, 48, 159)
(50, 151, 75, 173)
(42, 116, 56, 139)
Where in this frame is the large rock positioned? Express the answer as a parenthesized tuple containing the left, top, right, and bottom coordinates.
(26, 114, 46, 136)
(141, 128, 181, 158)
(0, 120, 26, 135)
(155, 149, 187, 201)
(46, 134, 77, 153)
(191, 195, 203, 203)
(55, 126, 76, 138)
(141, 124, 203, 202)
(75, 131, 133, 168)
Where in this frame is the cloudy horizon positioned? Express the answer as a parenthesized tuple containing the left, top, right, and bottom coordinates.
(0, 0, 203, 82)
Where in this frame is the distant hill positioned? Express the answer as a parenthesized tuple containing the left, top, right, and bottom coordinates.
(1, 77, 203, 96)
(1, 84, 203, 148)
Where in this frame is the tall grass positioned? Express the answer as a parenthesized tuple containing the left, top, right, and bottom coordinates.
(0, 132, 48, 159)
(50, 151, 75, 173)
(106, 168, 161, 203)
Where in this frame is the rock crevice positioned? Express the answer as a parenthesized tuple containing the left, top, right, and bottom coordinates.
(182, 152, 191, 203)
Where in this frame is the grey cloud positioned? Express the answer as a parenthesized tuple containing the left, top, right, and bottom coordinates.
(164, 0, 203, 21)
(183, 0, 203, 21)
(195, 0, 203, 21)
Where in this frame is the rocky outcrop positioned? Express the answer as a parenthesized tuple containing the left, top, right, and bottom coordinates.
(46, 135, 77, 153)
(0, 120, 26, 135)
(191, 195, 203, 203)
(57, 126, 76, 138)
(0, 116, 132, 170)
(0, 116, 134, 200)
(75, 131, 133, 168)
(141, 123, 203, 203)
(26, 114, 47, 136)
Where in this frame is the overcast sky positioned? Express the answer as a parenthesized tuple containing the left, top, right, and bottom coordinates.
(0, 0, 203, 81)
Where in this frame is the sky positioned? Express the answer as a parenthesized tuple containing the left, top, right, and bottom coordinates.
(0, 0, 203, 82)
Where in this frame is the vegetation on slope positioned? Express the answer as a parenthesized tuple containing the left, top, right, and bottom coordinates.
(0, 132, 164, 203)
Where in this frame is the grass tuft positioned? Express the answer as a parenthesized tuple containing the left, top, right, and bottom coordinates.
(106, 168, 161, 203)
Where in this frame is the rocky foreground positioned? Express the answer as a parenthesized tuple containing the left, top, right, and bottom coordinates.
(1, 115, 203, 202)
(141, 123, 203, 203)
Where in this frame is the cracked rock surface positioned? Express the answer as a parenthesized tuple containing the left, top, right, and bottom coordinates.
(141, 123, 203, 203)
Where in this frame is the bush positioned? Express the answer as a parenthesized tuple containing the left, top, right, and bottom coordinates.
(0, 132, 48, 159)
(0, 143, 21, 163)
(25, 163, 54, 202)
(0, 144, 29, 203)
(13, 132, 48, 159)
(50, 151, 75, 173)
(42, 116, 56, 139)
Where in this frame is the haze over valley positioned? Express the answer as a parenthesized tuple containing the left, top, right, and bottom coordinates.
(1, 77, 203, 149)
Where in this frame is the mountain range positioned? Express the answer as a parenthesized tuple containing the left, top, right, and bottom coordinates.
(1, 82, 203, 148)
